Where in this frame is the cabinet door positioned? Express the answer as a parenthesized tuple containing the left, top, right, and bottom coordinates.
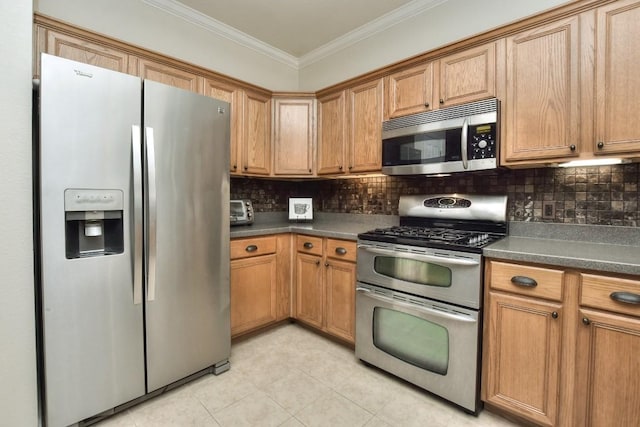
(317, 91, 347, 175)
(295, 253, 324, 329)
(324, 259, 356, 343)
(347, 79, 383, 173)
(483, 292, 562, 426)
(241, 90, 272, 175)
(594, 0, 640, 155)
(230, 254, 277, 337)
(575, 308, 640, 427)
(385, 62, 434, 119)
(204, 79, 241, 174)
(36, 28, 130, 76)
(273, 98, 315, 176)
(129, 56, 203, 93)
(502, 16, 581, 163)
(439, 42, 496, 107)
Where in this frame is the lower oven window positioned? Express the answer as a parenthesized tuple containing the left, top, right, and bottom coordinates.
(373, 307, 449, 375)
(374, 256, 452, 287)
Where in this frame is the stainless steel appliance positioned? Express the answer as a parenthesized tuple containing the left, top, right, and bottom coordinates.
(230, 199, 254, 225)
(381, 98, 499, 176)
(34, 54, 231, 427)
(355, 194, 508, 413)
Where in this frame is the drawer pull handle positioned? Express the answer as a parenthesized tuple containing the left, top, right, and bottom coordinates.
(511, 276, 538, 287)
(303, 242, 314, 249)
(245, 245, 258, 252)
(610, 291, 640, 305)
(335, 247, 347, 255)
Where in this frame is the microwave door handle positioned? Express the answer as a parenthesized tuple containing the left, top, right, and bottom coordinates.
(358, 246, 480, 267)
(461, 117, 469, 169)
(356, 287, 476, 323)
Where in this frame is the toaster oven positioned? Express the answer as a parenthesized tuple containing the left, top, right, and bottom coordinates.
(230, 199, 253, 225)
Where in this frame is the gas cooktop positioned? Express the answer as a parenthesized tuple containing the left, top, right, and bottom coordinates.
(358, 194, 508, 253)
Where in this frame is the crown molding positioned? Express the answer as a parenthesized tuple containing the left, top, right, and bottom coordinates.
(142, 0, 449, 70)
(298, 0, 449, 68)
(141, 0, 299, 68)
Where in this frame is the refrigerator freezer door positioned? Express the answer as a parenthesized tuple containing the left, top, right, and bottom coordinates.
(143, 80, 231, 392)
(38, 54, 145, 427)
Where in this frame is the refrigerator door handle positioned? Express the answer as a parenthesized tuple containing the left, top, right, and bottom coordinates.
(132, 126, 143, 305)
(145, 127, 158, 301)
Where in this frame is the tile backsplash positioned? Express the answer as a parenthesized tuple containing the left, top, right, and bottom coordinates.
(231, 163, 640, 227)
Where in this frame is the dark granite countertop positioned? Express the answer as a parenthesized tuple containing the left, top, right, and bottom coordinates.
(229, 212, 398, 241)
(484, 222, 640, 276)
(231, 214, 640, 276)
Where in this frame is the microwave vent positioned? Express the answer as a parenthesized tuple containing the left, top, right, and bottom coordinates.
(383, 98, 498, 132)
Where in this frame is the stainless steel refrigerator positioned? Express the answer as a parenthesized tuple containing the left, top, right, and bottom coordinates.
(34, 53, 231, 427)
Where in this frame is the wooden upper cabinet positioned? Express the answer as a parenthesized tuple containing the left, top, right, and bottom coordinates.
(241, 89, 272, 175)
(439, 42, 496, 108)
(385, 62, 435, 119)
(272, 97, 316, 176)
(317, 90, 347, 175)
(347, 78, 383, 173)
(204, 79, 241, 174)
(130, 56, 203, 93)
(34, 27, 130, 77)
(594, 0, 640, 156)
(502, 16, 581, 164)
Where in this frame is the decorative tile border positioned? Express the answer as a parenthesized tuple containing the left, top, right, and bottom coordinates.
(231, 163, 640, 227)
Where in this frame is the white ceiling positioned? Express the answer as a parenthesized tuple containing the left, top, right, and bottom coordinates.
(142, 0, 449, 67)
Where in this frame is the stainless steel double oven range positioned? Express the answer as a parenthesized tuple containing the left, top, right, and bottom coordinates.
(355, 194, 508, 413)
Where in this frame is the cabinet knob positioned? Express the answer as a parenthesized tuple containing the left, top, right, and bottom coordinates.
(339, 165, 343, 170)
(315, 260, 320, 266)
(335, 247, 347, 256)
(243, 166, 248, 171)
(245, 245, 258, 252)
(439, 98, 444, 104)
(232, 164, 237, 170)
(569, 144, 576, 151)
(424, 102, 430, 108)
(308, 168, 312, 173)
(348, 166, 353, 170)
(303, 242, 314, 249)
(597, 141, 605, 149)
(582, 317, 591, 325)
(325, 262, 329, 267)
(551, 311, 559, 319)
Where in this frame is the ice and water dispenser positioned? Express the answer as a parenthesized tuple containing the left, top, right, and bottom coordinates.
(64, 189, 124, 258)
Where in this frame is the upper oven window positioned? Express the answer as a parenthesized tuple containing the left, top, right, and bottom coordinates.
(373, 307, 449, 375)
(382, 128, 462, 166)
(373, 256, 452, 287)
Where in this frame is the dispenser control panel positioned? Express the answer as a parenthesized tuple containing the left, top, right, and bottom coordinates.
(64, 189, 124, 211)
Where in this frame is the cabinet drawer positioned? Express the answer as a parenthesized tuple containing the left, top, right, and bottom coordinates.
(489, 260, 564, 302)
(326, 239, 357, 262)
(580, 273, 640, 318)
(231, 235, 277, 260)
(296, 235, 323, 256)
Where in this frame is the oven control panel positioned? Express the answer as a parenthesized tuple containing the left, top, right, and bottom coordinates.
(468, 123, 497, 160)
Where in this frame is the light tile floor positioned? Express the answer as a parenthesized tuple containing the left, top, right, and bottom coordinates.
(96, 323, 521, 427)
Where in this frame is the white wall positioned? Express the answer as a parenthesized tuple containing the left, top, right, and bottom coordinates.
(298, 0, 572, 90)
(34, 0, 299, 91)
(0, 1, 38, 426)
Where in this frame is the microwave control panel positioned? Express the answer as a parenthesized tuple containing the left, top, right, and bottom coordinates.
(468, 123, 497, 160)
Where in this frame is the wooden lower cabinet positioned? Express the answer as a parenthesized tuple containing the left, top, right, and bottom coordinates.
(230, 235, 290, 337)
(295, 235, 356, 343)
(483, 260, 640, 426)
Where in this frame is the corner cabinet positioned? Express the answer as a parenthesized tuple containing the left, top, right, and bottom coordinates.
(483, 259, 640, 426)
(593, 0, 640, 156)
(347, 79, 383, 174)
(295, 235, 356, 343)
(501, 16, 581, 164)
(272, 96, 316, 176)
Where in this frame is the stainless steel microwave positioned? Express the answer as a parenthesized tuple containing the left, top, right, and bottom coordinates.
(381, 98, 499, 176)
(230, 199, 253, 225)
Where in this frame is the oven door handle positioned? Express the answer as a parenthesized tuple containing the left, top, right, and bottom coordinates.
(357, 287, 476, 323)
(358, 246, 480, 267)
